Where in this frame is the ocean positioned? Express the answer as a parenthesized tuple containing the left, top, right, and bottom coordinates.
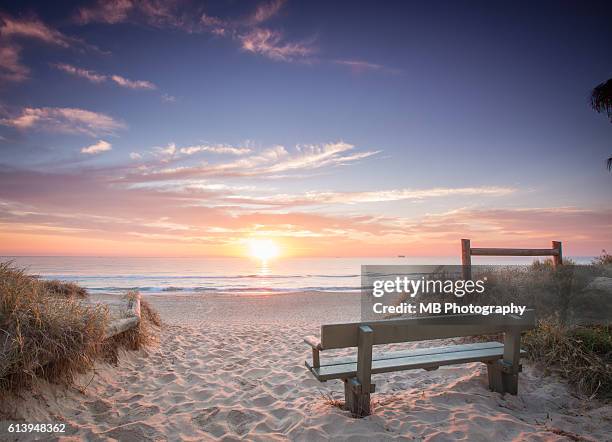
(1, 256, 595, 295)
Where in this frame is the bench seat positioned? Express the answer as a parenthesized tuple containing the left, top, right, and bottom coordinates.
(306, 341, 526, 382)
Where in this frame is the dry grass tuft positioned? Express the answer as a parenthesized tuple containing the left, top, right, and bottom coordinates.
(524, 319, 611, 399)
(40, 279, 88, 298)
(0, 262, 108, 392)
(0, 262, 160, 394)
(319, 391, 345, 410)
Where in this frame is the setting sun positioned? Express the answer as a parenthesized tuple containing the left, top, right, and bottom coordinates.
(248, 239, 280, 261)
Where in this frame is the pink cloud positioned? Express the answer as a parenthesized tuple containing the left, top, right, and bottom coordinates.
(75, 0, 133, 25)
(240, 28, 314, 61)
(0, 15, 72, 47)
(81, 140, 112, 155)
(110, 74, 157, 90)
(0, 43, 28, 82)
(249, 0, 286, 25)
(1, 107, 126, 136)
(53, 63, 107, 83)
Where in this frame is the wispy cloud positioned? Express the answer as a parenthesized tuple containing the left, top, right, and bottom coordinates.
(75, 0, 133, 25)
(249, 0, 286, 25)
(239, 28, 314, 62)
(81, 140, 112, 154)
(223, 187, 516, 208)
(0, 43, 29, 82)
(333, 59, 401, 75)
(110, 74, 157, 90)
(52, 63, 157, 90)
(53, 62, 107, 83)
(0, 107, 126, 136)
(0, 14, 73, 47)
(179, 144, 252, 156)
(128, 141, 378, 181)
(0, 14, 104, 82)
(130, 152, 142, 160)
(75, 1, 314, 64)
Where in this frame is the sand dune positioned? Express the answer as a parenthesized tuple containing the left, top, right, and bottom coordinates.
(2, 291, 609, 441)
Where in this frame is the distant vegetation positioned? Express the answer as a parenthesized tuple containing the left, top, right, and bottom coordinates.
(0, 262, 160, 394)
(480, 256, 611, 399)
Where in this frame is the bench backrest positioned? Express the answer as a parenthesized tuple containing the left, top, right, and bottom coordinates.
(320, 311, 535, 350)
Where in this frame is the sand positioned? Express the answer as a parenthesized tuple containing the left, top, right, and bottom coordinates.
(1, 291, 610, 441)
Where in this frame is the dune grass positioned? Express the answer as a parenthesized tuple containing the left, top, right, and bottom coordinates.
(0, 262, 159, 394)
(524, 320, 611, 399)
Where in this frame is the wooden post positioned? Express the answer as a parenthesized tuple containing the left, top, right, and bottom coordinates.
(346, 325, 374, 417)
(486, 361, 504, 393)
(552, 241, 563, 268)
(501, 330, 521, 394)
(312, 348, 320, 369)
(461, 239, 472, 280)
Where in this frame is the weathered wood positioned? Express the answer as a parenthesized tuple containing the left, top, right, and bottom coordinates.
(470, 248, 560, 256)
(552, 241, 563, 267)
(104, 317, 139, 339)
(103, 292, 142, 339)
(304, 335, 322, 350)
(313, 341, 504, 368)
(461, 238, 472, 280)
(312, 348, 320, 368)
(352, 325, 373, 416)
(501, 330, 521, 394)
(320, 311, 535, 350)
(309, 345, 527, 382)
(486, 361, 504, 393)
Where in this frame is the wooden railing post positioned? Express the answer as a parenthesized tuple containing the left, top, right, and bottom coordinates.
(461, 239, 472, 280)
(552, 241, 563, 267)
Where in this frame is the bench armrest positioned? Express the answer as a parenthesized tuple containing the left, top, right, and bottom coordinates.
(304, 335, 322, 350)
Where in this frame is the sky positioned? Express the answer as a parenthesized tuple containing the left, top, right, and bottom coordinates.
(0, 0, 611, 258)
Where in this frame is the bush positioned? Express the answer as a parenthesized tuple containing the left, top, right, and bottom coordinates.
(592, 250, 612, 266)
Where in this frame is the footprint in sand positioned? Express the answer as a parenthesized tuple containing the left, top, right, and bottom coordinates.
(191, 406, 220, 430)
(227, 409, 259, 436)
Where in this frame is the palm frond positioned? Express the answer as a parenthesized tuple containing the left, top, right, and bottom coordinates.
(591, 79, 612, 121)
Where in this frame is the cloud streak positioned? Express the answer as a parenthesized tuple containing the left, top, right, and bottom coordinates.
(53, 63, 107, 83)
(110, 74, 156, 90)
(0, 14, 103, 82)
(1, 107, 126, 136)
(53, 63, 157, 90)
(81, 140, 112, 154)
(129, 141, 379, 181)
(239, 28, 313, 62)
(223, 187, 517, 208)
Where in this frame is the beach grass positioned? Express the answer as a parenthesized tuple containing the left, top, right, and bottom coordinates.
(0, 262, 158, 394)
(524, 320, 611, 399)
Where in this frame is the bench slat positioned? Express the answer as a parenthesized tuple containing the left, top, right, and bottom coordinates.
(308, 346, 526, 381)
(320, 311, 535, 349)
(316, 341, 504, 368)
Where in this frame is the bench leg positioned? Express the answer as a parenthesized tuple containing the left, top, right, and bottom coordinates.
(343, 378, 371, 417)
(487, 360, 520, 395)
(502, 371, 519, 395)
(343, 379, 354, 413)
(486, 361, 504, 393)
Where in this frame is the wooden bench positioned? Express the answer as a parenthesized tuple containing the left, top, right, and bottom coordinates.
(305, 311, 535, 416)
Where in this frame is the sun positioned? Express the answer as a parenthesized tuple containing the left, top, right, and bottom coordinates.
(248, 239, 280, 261)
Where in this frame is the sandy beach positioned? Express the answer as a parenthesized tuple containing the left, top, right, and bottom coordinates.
(0, 290, 609, 441)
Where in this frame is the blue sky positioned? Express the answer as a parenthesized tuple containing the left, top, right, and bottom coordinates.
(0, 0, 611, 257)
